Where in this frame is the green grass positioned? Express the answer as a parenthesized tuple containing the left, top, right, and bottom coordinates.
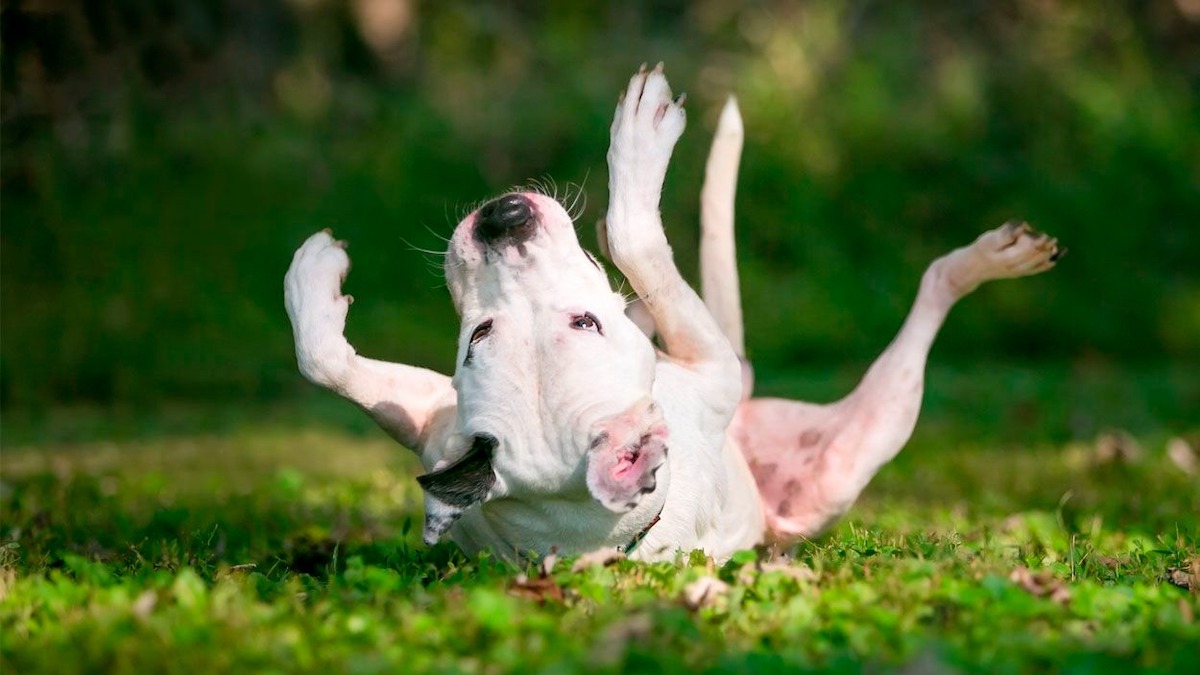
(2, 365, 1198, 673)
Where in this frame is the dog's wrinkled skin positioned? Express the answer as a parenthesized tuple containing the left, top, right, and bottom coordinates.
(284, 65, 1063, 561)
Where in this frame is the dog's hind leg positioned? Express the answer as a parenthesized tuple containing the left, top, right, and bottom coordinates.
(699, 97, 754, 400)
(285, 230, 456, 452)
(700, 97, 745, 358)
(733, 221, 1063, 539)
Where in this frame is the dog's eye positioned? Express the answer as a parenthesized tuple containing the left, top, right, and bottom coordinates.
(570, 312, 602, 334)
(470, 319, 493, 345)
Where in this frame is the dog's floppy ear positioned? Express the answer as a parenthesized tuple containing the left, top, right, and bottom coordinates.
(416, 434, 498, 545)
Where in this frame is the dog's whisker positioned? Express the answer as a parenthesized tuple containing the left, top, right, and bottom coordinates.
(422, 224, 452, 244)
(565, 181, 588, 221)
(525, 176, 559, 202)
(452, 197, 485, 226)
(445, 199, 464, 228)
(401, 237, 450, 258)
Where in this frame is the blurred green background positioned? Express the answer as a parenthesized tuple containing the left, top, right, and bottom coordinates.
(2, 1, 1198, 423)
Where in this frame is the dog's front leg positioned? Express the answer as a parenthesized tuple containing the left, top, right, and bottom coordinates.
(284, 230, 455, 452)
(605, 64, 743, 420)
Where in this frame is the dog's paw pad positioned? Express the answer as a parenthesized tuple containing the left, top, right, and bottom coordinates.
(587, 401, 669, 513)
(976, 220, 1062, 278)
(942, 221, 1063, 296)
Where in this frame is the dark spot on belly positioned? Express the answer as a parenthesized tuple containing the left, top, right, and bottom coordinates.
(783, 479, 802, 497)
(749, 460, 778, 480)
(798, 429, 822, 448)
(777, 499, 793, 517)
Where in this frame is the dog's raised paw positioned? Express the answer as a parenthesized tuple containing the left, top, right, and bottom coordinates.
(586, 400, 669, 513)
(609, 64, 686, 180)
(973, 220, 1062, 278)
(286, 230, 353, 304)
(937, 220, 1064, 298)
(284, 230, 357, 387)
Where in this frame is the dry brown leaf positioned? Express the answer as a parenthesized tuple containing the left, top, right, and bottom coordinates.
(1167, 436, 1197, 475)
(1165, 563, 1198, 592)
(1094, 429, 1142, 465)
(1048, 585, 1072, 605)
(1095, 555, 1123, 570)
(132, 589, 157, 618)
(509, 573, 564, 603)
(759, 561, 818, 583)
(1010, 566, 1071, 605)
(681, 576, 730, 610)
(571, 547, 625, 573)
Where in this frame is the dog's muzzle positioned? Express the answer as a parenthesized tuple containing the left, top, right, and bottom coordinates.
(474, 194, 535, 247)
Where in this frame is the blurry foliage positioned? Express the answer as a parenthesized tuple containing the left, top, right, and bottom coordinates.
(2, 0, 1198, 406)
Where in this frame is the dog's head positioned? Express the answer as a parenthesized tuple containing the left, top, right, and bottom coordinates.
(417, 191, 665, 544)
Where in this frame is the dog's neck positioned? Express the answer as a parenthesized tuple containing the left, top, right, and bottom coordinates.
(447, 470, 670, 558)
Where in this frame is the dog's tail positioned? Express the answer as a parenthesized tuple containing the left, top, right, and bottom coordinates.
(700, 96, 753, 399)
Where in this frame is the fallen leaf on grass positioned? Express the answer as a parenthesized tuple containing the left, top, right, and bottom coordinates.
(1010, 566, 1071, 605)
(1165, 559, 1198, 592)
(1166, 436, 1197, 475)
(1095, 555, 1124, 570)
(681, 576, 730, 610)
(132, 590, 157, 618)
(571, 547, 625, 573)
(1094, 429, 1142, 465)
(217, 563, 258, 580)
(510, 550, 564, 603)
(509, 573, 564, 602)
(759, 561, 818, 583)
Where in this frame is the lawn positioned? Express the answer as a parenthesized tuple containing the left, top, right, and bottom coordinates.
(1, 364, 1197, 673)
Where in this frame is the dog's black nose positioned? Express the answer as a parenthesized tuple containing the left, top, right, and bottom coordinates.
(475, 194, 534, 245)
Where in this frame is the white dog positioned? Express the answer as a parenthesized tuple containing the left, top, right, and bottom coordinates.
(284, 65, 1062, 561)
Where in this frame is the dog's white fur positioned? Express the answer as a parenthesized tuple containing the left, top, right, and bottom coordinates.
(284, 65, 1061, 561)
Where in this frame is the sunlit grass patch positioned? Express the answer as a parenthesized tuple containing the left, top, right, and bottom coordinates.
(1, 388, 1196, 673)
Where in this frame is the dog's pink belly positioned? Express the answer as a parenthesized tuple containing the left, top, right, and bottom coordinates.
(730, 398, 849, 538)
